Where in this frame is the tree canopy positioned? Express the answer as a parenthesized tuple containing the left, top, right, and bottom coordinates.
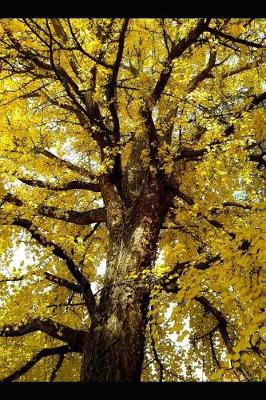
(0, 18, 265, 382)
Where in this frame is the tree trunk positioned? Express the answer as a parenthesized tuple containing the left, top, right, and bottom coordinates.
(80, 178, 172, 382)
(80, 282, 149, 382)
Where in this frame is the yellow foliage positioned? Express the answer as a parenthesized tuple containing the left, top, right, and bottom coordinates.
(0, 17, 265, 383)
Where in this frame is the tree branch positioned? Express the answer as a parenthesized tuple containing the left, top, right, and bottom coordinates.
(0, 318, 85, 351)
(43, 20, 109, 138)
(172, 91, 266, 168)
(249, 152, 266, 168)
(83, 222, 100, 242)
(222, 202, 252, 210)
(249, 91, 266, 107)
(209, 332, 221, 369)
(38, 205, 106, 225)
(197, 213, 236, 239)
(3, 192, 106, 226)
(167, 182, 195, 205)
(194, 296, 253, 380)
(174, 147, 207, 162)
(17, 177, 101, 192)
(50, 352, 65, 382)
(149, 323, 164, 382)
(152, 19, 208, 104)
(205, 27, 266, 49)
(2, 193, 23, 207)
(66, 19, 114, 69)
(1, 345, 72, 382)
(45, 19, 89, 118)
(12, 218, 97, 315)
(195, 296, 229, 339)
(139, 20, 209, 167)
(44, 272, 82, 293)
(187, 50, 217, 93)
(0, 275, 25, 283)
(222, 62, 255, 78)
(34, 147, 97, 181)
(107, 18, 129, 141)
(160, 255, 220, 293)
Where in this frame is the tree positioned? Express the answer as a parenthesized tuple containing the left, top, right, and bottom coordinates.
(0, 18, 265, 382)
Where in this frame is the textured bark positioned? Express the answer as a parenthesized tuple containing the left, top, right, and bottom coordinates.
(80, 285, 149, 382)
(80, 176, 173, 382)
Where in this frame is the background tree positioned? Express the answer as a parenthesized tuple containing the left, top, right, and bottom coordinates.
(0, 18, 265, 382)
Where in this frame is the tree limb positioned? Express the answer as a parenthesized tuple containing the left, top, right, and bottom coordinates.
(148, 320, 182, 381)
(139, 19, 209, 167)
(17, 177, 101, 192)
(34, 147, 97, 181)
(0, 318, 85, 351)
(66, 19, 114, 69)
(249, 152, 266, 168)
(152, 19, 208, 104)
(83, 222, 100, 242)
(12, 218, 97, 315)
(38, 205, 106, 225)
(149, 322, 164, 382)
(167, 182, 195, 205)
(187, 50, 217, 93)
(3, 192, 106, 226)
(50, 352, 65, 382)
(249, 91, 266, 107)
(172, 91, 266, 168)
(222, 62, 255, 78)
(44, 272, 82, 293)
(0, 275, 25, 283)
(205, 26, 266, 49)
(160, 255, 220, 293)
(2, 193, 23, 207)
(45, 19, 89, 119)
(222, 202, 252, 210)
(107, 18, 129, 141)
(1, 345, 72, 382)
(174, 147, 207, 162)
(209, 332, 221, 369)
(103, 19, 129, 192)
(194, 296, 253, 380)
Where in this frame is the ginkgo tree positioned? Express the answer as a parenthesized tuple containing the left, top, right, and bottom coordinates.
(0, 18, 265, 382)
